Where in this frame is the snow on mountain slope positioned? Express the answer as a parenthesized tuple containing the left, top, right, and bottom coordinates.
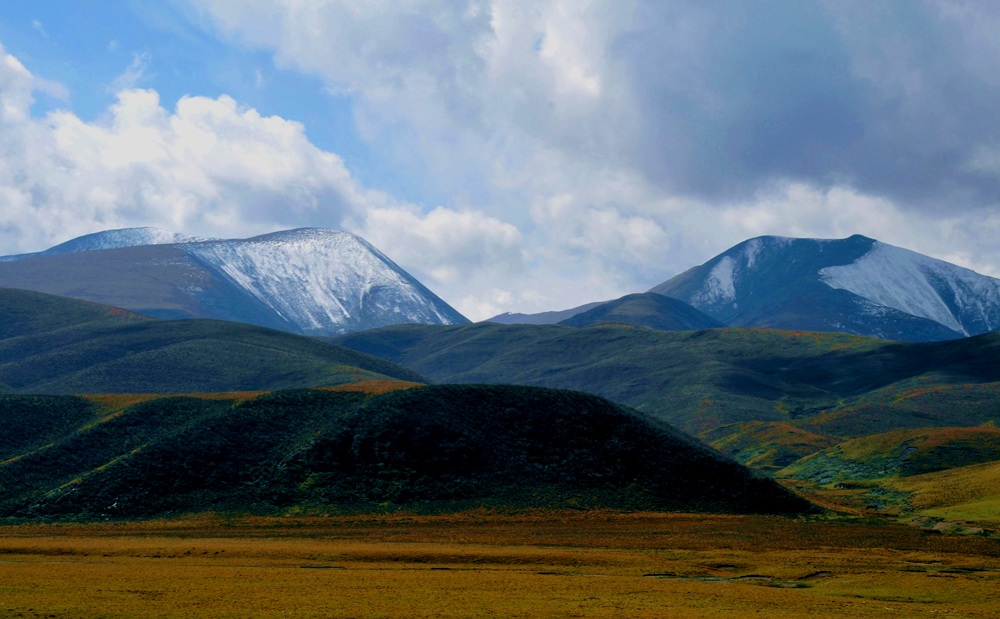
(184, 228, 467, 335)
(691, 255, 737, 308)
(820, 242, 1000, 336)
(651, 234, 1000, 341)
(0, 227, 210, 262)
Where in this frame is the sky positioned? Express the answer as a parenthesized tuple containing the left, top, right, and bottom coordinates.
(1, 1, 999, 320)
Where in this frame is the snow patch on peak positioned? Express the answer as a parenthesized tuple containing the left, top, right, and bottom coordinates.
(820, 241, 1000, 336)
(185, 228, 463, 334)
(693, 256, 737, 308)
(742, 238, 764, 269)
(0, 227, 212, 261)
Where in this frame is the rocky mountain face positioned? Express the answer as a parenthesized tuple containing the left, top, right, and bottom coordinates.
(0, 227, 467, 336)
(651, 235, 1000, 341)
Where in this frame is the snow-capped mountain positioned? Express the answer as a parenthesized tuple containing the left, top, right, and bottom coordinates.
(185, 229, 464, 334)
(0, 227, 210, 262)
(0, 227, 467, 335)
(651, 234, 1000, 341)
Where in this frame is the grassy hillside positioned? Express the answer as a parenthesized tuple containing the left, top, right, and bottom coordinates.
(780, 427, 1000, 484)
(335, 323, 1000, 440)
(0, 288, 424, 393)
(557, 293, 724, 330)
(0, 288, 149, 339)
(701, 422, 837, 472)
(0, 386, 811, 519)
(886, 459, 1000, 525)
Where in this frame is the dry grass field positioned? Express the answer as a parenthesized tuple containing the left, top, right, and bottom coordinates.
(1, 511, 998, 618)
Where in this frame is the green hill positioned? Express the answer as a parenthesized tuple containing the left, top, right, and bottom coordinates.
(0, 288, 424, 393)
(700, 422, 837, 472)
(0, 287, 150, 339)
(336, 324, 1000, 434)
(779, 427, 1000, 484)
(557, 293, 724, 330)
(0, 386, 811, 519)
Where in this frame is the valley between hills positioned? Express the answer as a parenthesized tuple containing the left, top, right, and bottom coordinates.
(2, 229, 1000, 616)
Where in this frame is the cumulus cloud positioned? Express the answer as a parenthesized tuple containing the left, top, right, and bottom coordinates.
(0, 44, 366, 251)
(360, 205, 524, 285)
(195, 0, 1000, 212)
(8, 2, 1000, 320)
(181, 0, 1000, 316)
(0, 43, 537, 318)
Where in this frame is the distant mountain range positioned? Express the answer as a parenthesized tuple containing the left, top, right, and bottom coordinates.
(0, 227, 468, 336)
(490, 235, 1000, 342)
(4, 228, 1000, 342)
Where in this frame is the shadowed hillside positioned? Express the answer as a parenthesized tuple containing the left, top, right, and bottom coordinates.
(0, 386, 812, 519)
(0, 288, 424, 393)
(336, 323, 1000, 436)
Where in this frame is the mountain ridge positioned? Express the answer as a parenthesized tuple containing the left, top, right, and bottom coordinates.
(557, 293, 725, 331)
(0, 227, 468, 336)
(0, 288, 424, 393)
(651, 234, 1000, 341)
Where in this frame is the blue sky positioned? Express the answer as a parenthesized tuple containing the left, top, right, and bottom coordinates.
(1, 1, 999, 319)
(0, 2, 398, 192)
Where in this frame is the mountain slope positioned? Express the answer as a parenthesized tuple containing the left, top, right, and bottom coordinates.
(885, 459, 1000, 525)
(558, 293, 724, 330)
(487, 301, 607, 325)
(0, 288, 423, 393)
(651, 235, 1000, 341)
(0, 227, 209, 262)
(0, 386, 812, 519)
(780, 427, 1000, 484)
(0, 228, 468, 336)
(335, 323, 1000, 439)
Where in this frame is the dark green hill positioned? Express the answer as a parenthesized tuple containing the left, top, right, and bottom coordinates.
(334, 324, 1000, 442)
(557, 293, 724, 331)
(0, 288, 150, 339)
(0, 386, 811, 519)
(0, 288, 423, 393)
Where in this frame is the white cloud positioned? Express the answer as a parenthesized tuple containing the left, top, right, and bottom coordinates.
(109, 51, 152, 92)
(0, 43, 539, 320)
(0, 43, 361, 248)
(184, 0, 1000, 318)
(9, 2, 1000, 322)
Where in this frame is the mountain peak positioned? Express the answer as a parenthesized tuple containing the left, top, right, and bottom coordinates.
(0, 227, 212, 262)
(652, 234, 1000, 341)
(0, 227, 468, 336)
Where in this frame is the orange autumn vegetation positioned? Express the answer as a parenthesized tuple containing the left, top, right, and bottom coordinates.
(322, 379, 425, 396)
(1, 511, 998, 618)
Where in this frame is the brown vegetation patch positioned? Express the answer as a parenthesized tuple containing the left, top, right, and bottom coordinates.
(320, 379, 425, 396)
(1, 511, 998, 617)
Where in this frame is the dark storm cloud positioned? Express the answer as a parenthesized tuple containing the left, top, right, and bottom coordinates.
(613, 0, 1000, 210)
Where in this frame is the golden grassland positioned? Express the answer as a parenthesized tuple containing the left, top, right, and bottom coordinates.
(887, 460, 1000, 526)
(1, 511, 998, 618)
